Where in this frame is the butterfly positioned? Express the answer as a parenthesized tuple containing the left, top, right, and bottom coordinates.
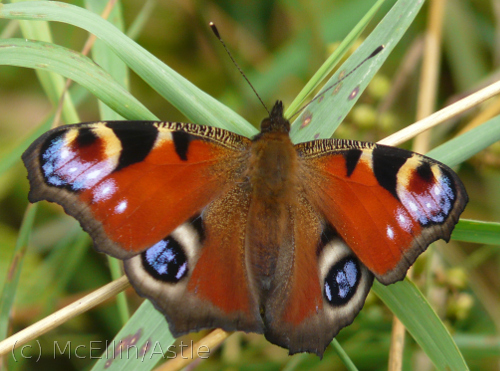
(22, 99, 468, 357)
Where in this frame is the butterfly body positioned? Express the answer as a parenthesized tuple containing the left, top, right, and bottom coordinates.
(22, 100, 468, 356)
(245, 107, 298, 290)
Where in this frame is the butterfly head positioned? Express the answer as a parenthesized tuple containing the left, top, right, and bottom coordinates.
(259, 100, 290, 134)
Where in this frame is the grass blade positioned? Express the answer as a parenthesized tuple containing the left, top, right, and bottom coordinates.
(452, 220, 500, 245)
(0, 204, 38, 340)
(91, 300, 175, 370)
(290, 0, 425, 142)
(0, 1, 255, 135)
(286, 0, 387, 116)
(12, 0, 79, 125)
(426, 115, 500, 167)
(0, 38, 155, 120)
(373, 279, 469, 371)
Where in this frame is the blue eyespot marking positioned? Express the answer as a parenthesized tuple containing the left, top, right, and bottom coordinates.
(141, 237, 188, 283)
(324, 257, 361, 306)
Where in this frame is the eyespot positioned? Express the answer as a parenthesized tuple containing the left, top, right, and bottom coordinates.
(323, 256, 361, 306)
(141, 237, 188, 283)
(124, 217, 203, 310)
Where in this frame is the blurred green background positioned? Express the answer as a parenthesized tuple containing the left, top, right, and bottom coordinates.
(0, 0, 499, 370)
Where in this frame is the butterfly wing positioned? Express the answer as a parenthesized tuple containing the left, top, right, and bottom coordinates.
(124, 184, 264, 336)
(261, 139, 468, 356)
(262, 195, 373, 356)
(22, 121, 251, 259)
(295, 139, 468, 284)
(24, 120, 265, 333)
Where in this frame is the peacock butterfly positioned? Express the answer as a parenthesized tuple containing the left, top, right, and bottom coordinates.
(22, 97, 468, 356)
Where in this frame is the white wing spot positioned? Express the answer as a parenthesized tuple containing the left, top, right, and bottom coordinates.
(87, 169, 102, 179)
(409, 201, 418, 211)
(92, 179, 117, 202)
(115, 200, 128, 214)
(176, 262, 187, 280)
(387, 226, 394, 239)
(325, 282, 332, 301)
(433, 185, 441, 196)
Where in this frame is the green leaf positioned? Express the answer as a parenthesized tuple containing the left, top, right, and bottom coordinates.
(289, 0, 426, 142)
(286, 0, 387, 116)
(373, 279, 469, 371)
(331, 339, 359, 371)
(11, 0, 79, 125)
(443, 0, 489, 90)
(452, 220, 500, 245)
(86, 0, 128, 121)
(0, 204, 38, 340)
(426, 115, 500, 167)
(91, 300, 175, 370)
(0, 38, 155, 121)
(0, 0, 255, 136)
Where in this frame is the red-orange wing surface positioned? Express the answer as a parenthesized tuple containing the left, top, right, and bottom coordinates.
(23, 121, 266, 334)
(124, 185, 264, 337)
(22, 121, 251, 259)
(296, 139, 468, 284)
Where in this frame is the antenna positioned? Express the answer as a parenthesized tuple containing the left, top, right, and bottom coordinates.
(290, 45, 385, 119)
(209, 22, 270, 115)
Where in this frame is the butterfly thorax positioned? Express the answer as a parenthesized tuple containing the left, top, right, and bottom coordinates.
(247, 131, 297, 201)
(248, 100, 296, 199)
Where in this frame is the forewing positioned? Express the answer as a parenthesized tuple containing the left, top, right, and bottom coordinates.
(22, 121, 251, 258)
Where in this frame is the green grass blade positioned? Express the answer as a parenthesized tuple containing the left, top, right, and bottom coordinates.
(0, 38, 155, 121)
(86, 0, 128, 121)
(286, 0, 387, 117)
(0, 204, 38, 340)
(0, 1, 254, 135)
(331, 338, 359, 371)
(91, 300, 175, 370)
(16, 223, 81, 307)
(12, 0, 79, 125)
(41, 232, 90, 315)
(290, 0, 425, 142)
(105, 256, 130, 324)
(426, 115, 500, 167)
(451, 220, 500, 245)
(373, 279, 469, 371)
